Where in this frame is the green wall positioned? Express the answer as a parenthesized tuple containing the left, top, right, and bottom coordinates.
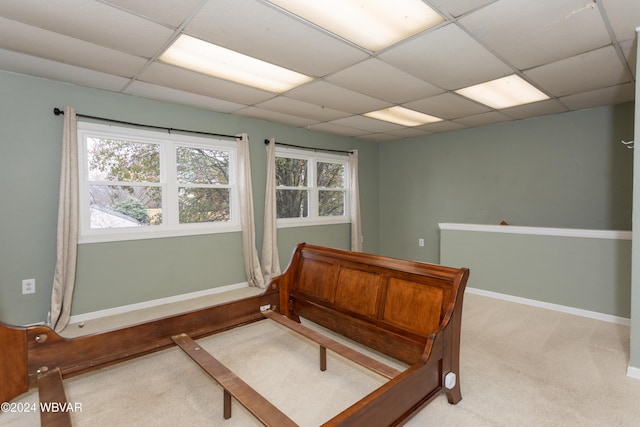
(441, 228, 631, 318)
(0, 68, 635, 351)
(378, 103, 635, 264)
(0, 71, 379, 325)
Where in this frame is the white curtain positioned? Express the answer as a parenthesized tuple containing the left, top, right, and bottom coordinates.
(237, 133, 265, 288)
(349, 150, 362, 252)
(261, 138, 281, 283)
(50, 106, 79, 332)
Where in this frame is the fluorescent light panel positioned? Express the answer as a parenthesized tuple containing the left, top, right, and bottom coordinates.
(267, 0, 444, 51)
(455, 75, 549, 109)
(365, 106, 442, 127)
(160, 34, 312, 93)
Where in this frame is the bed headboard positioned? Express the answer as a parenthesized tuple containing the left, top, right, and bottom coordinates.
(274, 243, 469, 365)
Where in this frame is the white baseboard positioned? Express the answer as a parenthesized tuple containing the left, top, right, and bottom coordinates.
(23, 321, 45, 327)
(69, 282, 249, 324)
(466, 287, 631, 326)
(627, 366, 640, 379)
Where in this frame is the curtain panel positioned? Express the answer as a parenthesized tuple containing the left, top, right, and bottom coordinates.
(237, 133, 265, 288)
(50, 106, 79, 332)
(261, 138, 281, 283)
(349, 150, 362, 252)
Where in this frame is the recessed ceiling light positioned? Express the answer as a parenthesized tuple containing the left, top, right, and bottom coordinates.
(364, 106, 442, 127)
(160, 34, 312, 93)
(455, 75, 549, 109)
(267, 0, 444, 51)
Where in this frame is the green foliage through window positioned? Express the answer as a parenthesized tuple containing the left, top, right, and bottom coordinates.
(79, 123, 237, 240)
(275, 149, 348, 222)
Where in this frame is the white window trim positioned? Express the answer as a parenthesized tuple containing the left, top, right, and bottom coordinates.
(275, 146, 350, 228)
(77, 122, 240, 244)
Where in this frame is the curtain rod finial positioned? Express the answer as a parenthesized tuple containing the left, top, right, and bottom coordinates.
(264, 139, 271, 145)
(53, 107, 64, 116)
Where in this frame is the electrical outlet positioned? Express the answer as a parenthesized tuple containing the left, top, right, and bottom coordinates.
(22, 279, 35, 295)
(418, 238, 425, 247)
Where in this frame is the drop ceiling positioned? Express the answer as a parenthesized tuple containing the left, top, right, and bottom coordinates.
(0, 0, 637, 141)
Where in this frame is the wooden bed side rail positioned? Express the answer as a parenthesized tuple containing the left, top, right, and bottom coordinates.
(37, 367, 73, 427)
(262, 309, 402, 380)
(0, 289, 278, 404)
(322, 356, 442, 426)
(172, 333, 297, 427)
(322, 329, 456, 427)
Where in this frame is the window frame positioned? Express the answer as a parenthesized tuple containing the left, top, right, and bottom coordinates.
(275, 146, 350, 228)
(77, 122, 240, 243)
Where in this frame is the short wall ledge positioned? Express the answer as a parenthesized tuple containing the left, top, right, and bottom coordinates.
(438, 223, 631, 240)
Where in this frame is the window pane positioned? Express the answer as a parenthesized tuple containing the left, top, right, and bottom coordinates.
(276, 189, 308, 218)
(317, 162, 344, 189)
(87, 138, 160, 182)
(319, 190, 345, 216)
(179, 188, 230, 223)
(177, 147, 229, 185)
(89, 185, 162, 229)
(276, 157, 307, 187)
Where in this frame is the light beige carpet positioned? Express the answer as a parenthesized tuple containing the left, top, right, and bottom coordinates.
(3, 292, 640, 426)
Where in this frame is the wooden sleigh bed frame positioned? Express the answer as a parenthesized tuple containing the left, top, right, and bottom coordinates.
(0, 243, 469, 426)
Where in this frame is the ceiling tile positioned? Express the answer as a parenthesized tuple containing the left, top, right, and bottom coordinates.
(0, 0, 174, 57)
(356, 134, 399, 142)
(0, 17, 148, 78)
(325, 58, 443, 103)
(285, 81, 391, 114)
(234, 106, 320, 128)
(254, 97, 350, 122)
(308, 122, 370, 137)
(379, 23, 513, 90)
(379, 127, 433, 139)
(0, 0, 635, 139)
(458, 0, 611, 69)
(184, 0, 368, 77)
(0, 48, 130, 92)
(124, 81, 246, 114)
(433, 0, 495, 18)
(101, 0, 204, 28)
(454, 111, 512, 127)
(599, 0, 640, 42)
(138, 62, 276, 105)
(559, 82, 635, 110)
(416, 120, 468, 134)
(501, 99, 568, 120)
(619, 38, 637, 78)
(524, 46, 631, 97)
(404, 92, 490, 119)
(329, 116, 405, 133)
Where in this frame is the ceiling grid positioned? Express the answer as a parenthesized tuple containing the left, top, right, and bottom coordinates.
(0, 0, 635, 141)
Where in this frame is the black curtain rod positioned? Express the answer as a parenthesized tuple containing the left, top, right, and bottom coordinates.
(264, 139, 352, 154)
(53, 107, 239, 140)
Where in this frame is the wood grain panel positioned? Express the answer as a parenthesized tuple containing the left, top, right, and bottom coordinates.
(0, 323, 28, 403)
(333, 267, 382, 317)
(382, 278, 443, 336)
(37, 368, 72, 427)
(296, 258, 338, 301)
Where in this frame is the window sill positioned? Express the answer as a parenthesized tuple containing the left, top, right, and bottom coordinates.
(276, 217, 350, 229)
(78, 225, 241, 244)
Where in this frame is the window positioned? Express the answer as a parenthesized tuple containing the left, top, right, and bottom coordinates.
(77, 122, 239, 242)
(275, 147, 350, 227)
